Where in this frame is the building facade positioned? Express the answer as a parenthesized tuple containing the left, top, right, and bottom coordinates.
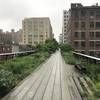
(62, 10, 70, 43)
(22, 17, 53, 45)
(67, 3, 100, 57)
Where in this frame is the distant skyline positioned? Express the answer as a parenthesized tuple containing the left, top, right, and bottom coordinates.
(0, 0, 100, 41)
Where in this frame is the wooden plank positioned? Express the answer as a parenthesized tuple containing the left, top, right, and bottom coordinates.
(43, 55, 57, 100)
(32, 63, 53, 100)
(60, 55, 72, 100)
(52, 54, 62, 100)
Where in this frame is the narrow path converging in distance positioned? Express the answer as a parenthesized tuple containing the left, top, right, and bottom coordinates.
(2, 51, 82, 100)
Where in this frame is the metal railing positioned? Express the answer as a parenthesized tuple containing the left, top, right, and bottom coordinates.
(73, 52, 100, 64)
(0, 50, 35, 60)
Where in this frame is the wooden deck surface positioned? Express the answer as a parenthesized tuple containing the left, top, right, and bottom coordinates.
(2, 51, 82, 100)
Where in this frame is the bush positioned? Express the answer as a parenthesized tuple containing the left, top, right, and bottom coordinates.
(0, 70, 16, 96)
(60, 43, 73, 52)
(94, 90, 100, 98)
(96, 83, 100, 90)
(62, 52, 79, 65)
(4, 62, 24, 74)
(85, 64, 100, 82)
(35, 39, 59, 54)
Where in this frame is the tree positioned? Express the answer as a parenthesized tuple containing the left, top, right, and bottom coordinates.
(35, 39, 59, 54)
(60, 43, 74, 52)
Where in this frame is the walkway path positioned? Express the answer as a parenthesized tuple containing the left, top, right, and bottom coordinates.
(2, 51, 82, 100)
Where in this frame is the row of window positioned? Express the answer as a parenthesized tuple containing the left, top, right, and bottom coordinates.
(74, 32, 100, 38)
(74, 41, 100, 48)
(74, 22, 100, 29)
(74, 11, 100, 19)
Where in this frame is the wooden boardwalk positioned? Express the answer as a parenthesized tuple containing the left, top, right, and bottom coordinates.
(2, 51, 82, 100)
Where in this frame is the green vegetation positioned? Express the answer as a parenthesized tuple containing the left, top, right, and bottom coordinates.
(0, 52, 49, 97)
(62, 51, 79, 65)
(60, 43, 79, 65)
(35, 39, 59, 53)
(60, 43, 74, 53)
(60, 43, 100, 99)
(85, 63, 100, 99)
(85, 64, 100, 83)
(0, 39, 59, 97)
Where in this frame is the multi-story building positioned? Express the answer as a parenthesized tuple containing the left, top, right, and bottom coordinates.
(62, 10, 70, 43)
(22, 17, 53, 45)
(67, 3, 100, 57)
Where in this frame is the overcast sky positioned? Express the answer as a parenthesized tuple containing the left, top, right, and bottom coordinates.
(0, 0, 99, 41)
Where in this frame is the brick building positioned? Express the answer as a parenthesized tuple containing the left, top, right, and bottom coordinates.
(67, 3, 100, 57)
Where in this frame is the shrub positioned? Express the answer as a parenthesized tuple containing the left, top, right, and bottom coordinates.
(96, 83, 100, 90)
(60, 43, 73, 52)
(0, 70, 16, 96)
(94, 90, 100, 98)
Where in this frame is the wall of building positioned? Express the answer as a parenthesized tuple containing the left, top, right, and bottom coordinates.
(62, 10, 70, 43)
(22, 17, 53, 46)
(67, 3, 100, 57)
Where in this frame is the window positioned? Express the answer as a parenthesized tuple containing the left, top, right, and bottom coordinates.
(64, 30, 66, 32)
(81, 32, 85, 39)
(96, 32, 100, 38)
(74, 22, 79, 28)
(81, 41, 85, 47)
(28, 42, 32, 44)
(96, 12, 100, 18)
(90, 41, 94, 47)
(64, 16, 66, 18)
(74, 32, 78, 38)
(40, 35, 43, 37)
(90, 12, 94, 19)
(96, 41, 100, 48)
(81, 10, 86, 17)
(74, 11, 79, 18)
(81, 22, 85, 28)
(90, 22, 94, 28)
(64, 22, 66, 25)
(90, 12, 94, 16)
(64, 19, 66, 21)
(96, 22, 100, 28)
(74, 42, 79, 47)
(64, 26, 66, 29)
(90, 32, 94, 38)
(64, 12, 66, 14)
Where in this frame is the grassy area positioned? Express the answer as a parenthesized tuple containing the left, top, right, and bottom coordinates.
(0, 51, 50, 97)
(61, 51, 81, 65)
(84, 63, 100, 100)
(60, 43, 100, 99)
(61, 50, 100, 99)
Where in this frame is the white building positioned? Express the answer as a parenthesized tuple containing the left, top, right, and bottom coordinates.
(62, 10, 69, 43)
